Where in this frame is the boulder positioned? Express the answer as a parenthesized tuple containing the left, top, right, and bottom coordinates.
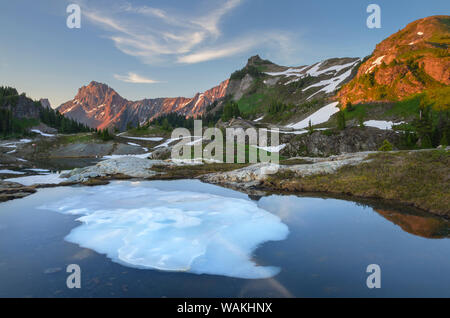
(61, 157, 168, 182)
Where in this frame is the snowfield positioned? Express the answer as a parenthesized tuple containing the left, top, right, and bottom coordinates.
(0, 169, 25, 175)
(264, 60, 359, 88)
(305, 60, 358, 78)
(286, 102, 340, 129)
(6, 172, 68, 185)
(364, 120, 404, 130)
(365, 55, 385, 74)
(265, 66, 307, 77)
(127, 142, 141, 147)
(302, 68, 354, 100)
(0, 139, 32, 153)
(31, 129, 55, 137)
(253, 144, 287, 153)
(121, 136, 164, 142)
(102, 152, 153, 160)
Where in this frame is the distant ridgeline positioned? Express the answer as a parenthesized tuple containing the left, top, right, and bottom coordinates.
(142, 99, 226, 132)
(0, 86, 92, 138)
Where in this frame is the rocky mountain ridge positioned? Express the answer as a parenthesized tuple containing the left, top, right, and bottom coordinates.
(58, 80, 229, 131)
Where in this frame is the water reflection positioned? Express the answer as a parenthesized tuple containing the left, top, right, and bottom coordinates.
(0, 180, 449, 297)
(374, 209, 449, 239)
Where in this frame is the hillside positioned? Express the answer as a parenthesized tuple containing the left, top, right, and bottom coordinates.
(221, 55, 360, 121)
(0, 86, 91, 138)
(338, 15, 450, 109)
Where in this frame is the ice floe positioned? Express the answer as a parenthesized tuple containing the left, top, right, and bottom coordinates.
(38, 181, 289, 279)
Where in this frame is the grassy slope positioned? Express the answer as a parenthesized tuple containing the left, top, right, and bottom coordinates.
(324, 88, 449, 128)
(265, 149, 450, 217)
(0, 117, 40, 140)
(234, 75, 327, 122)
(123, 126, 170, 137)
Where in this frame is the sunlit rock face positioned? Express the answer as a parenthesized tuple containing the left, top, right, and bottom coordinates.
(57, 80, 229, 131)
(38, 181, 289, 279)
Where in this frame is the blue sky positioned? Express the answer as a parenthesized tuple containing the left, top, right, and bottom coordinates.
(0, 0, 448, 107)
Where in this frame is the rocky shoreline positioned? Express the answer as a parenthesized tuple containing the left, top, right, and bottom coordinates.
(0, 181, 37, 202)
(2, 148, 448, 218)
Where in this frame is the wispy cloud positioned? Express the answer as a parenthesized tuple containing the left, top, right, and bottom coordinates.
(192, 0, 242, 37)
(80, 0, 299, 65)
(177, 33, 293, 64)
(113, 72, 161, 84)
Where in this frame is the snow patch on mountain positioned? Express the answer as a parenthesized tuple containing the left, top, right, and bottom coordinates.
(286, 102, 340, 129)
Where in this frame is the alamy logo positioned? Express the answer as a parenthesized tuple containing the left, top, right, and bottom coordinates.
(66, 4, 81, 29)
(366, 264, 381, 289)
(171, 120, 280, 166)
(366, 4, 381, 29)
(66, 264, 81, 289)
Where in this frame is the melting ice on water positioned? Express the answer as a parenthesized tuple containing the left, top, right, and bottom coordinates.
(38, 181, 289, 279)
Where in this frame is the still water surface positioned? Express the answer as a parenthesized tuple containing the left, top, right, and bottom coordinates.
(0, 180, 448, 297)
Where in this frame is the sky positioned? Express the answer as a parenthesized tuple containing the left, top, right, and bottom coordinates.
(0, 0, 448, 107)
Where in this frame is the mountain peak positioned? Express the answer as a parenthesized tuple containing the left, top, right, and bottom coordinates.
(84, 81, 113, 91)
(338, 15, 449, 105)
(88, 80, 105, 87)
(76, 81, 118, 100)
(246, 55, 273, 67)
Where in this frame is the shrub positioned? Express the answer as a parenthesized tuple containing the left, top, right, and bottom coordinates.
(440, 132, 448, 147)
(96, 129, 113, 141)
(222, 101, 240, 121)
(337, 111, 346, 130)
(308, 120, 314, 135)
(346, 102, 354, 112)
(379, 140, 393, 152)
(230, 65, 263, 81)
